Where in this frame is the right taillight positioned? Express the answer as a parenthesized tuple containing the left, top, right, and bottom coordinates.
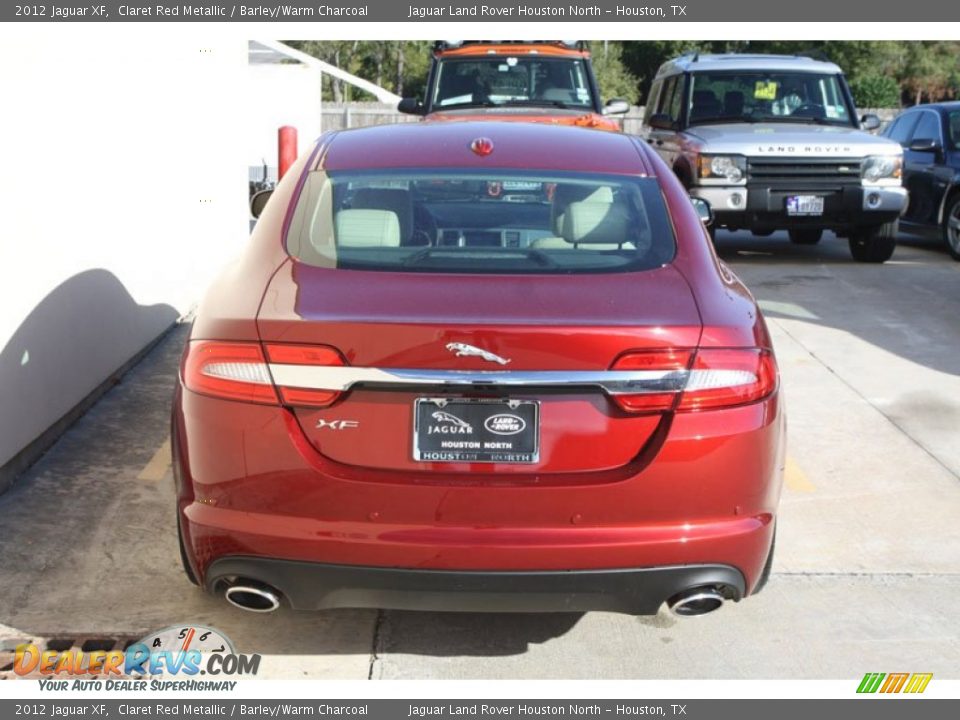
(677, 348, 778, 411)
(611, 347, 777, 413)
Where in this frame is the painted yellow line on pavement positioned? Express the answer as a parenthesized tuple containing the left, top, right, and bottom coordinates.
(138, 439, 171, 482)
(784, 455, 816, 493)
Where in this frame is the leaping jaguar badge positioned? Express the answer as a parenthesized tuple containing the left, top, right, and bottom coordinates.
(445, 342, 511, 366)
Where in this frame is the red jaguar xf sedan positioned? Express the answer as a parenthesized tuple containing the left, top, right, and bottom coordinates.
(172, 120, 784, 617)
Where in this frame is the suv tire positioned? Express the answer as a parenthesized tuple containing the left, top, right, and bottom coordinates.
(944, 193, 960, 261)
(789, 228, 823, 245)
(849, 221, 897, 263)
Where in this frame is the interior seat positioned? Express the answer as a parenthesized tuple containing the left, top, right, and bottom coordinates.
(690, 90, 722, 122)
(560, 200, 636, 250)
(335, 209, 401, 247)
(350, 188, 413, 244)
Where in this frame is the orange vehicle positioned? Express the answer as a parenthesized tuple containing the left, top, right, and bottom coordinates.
(398, 41, 630, 131)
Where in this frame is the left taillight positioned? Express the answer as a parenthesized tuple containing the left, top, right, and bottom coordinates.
(182, 341, 278, 405)
(182, 341, 346, 408)
(263, 343, 345, 408)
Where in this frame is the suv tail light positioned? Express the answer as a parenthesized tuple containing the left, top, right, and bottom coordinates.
(182, 341, 345, 408)
(611, 348, 777, 413)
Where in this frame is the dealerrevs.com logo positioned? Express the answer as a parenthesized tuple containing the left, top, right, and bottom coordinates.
(14, 625, 260, 691)
(857, 672, 933, 694)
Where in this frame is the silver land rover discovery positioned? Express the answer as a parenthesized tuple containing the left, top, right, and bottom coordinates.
(642, 53, 907, 262)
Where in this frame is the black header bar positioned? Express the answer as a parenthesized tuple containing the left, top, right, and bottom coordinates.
(5, 1, 960, 22)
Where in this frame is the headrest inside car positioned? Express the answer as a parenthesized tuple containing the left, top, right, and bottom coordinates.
(335, 209, 401, 248)
(561, 201, 631, 245)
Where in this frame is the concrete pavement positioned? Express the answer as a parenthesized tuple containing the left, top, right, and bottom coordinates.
(0, 230, 957, 680)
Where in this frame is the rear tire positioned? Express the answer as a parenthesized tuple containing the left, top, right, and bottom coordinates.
(849, 220, 897, 263)
(944, 193, 960, 261)
(788, 228, 823, 245)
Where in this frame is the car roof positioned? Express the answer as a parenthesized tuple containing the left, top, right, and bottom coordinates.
(657, 53, 842, 78)
(318, 121, 650, 175)
(898, 101, 960, 113)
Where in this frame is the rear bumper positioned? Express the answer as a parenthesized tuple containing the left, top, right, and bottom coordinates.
(173, 385, 784, 598)
(204, 556, 745, 614)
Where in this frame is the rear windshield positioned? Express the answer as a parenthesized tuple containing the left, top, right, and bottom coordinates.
(285, 170, 676, 274)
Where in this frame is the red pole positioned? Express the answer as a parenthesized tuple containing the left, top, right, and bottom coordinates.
(278, 126, 298, 180)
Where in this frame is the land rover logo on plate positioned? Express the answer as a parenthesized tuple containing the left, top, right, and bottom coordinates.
(484, 414, 526, 435)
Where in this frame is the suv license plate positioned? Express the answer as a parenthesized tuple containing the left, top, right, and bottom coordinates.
(786, 195, 825, 216)
(413, 398, 539, 464)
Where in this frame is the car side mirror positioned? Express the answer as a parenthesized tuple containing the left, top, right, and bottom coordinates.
(603, 98, 630, 116)
(860, 114, 881, 131)
(908, 137, 942, 155)
(649, 113, 677, 131)
(398, 97, 425, 115)
(250, 189, 273, 219)
(690, 197, 714, 226)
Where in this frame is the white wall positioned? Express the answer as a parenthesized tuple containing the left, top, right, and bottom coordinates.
(0, 34, 251, 470)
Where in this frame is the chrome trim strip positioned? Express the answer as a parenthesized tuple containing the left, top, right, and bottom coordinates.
(267, 364, 691, 396)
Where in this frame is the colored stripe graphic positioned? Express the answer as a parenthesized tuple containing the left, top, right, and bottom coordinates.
(880, 673, 909, 693)
(857, 672, 932, 694)
(857, 673, 885, 693)
(903, 673, 933, 694)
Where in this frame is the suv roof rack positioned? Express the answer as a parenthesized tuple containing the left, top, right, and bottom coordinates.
(433, 41, 587, 52)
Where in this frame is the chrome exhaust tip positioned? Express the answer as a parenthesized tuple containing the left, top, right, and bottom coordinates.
(224, 583, 281, 613)
(667, 587, 726, 618)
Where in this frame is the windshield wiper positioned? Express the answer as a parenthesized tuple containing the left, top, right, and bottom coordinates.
(499, 100, 573, 109)
(753, 115, 845, 126)
(688, 116, 761, 126)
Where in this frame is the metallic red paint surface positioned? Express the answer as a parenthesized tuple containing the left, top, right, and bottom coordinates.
(319, 122, 651, 175)
(174, 122, 784, 601)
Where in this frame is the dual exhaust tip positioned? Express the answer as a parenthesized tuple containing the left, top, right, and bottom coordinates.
(223, 581, 282, 613)
(667, 586, 728, 617)
(220, 580, 728, 617)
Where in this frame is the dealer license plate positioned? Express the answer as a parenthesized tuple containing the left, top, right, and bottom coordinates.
(413, 398, 540, 464)
(786, 195, 825, 216)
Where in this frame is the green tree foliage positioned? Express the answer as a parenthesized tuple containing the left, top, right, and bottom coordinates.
(284, 40, 432, 102)
(286, 41, 960, 109)
(617, 40, 959, 108)
(589, 42, 641, 104)
(849, 74, 901, 108)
